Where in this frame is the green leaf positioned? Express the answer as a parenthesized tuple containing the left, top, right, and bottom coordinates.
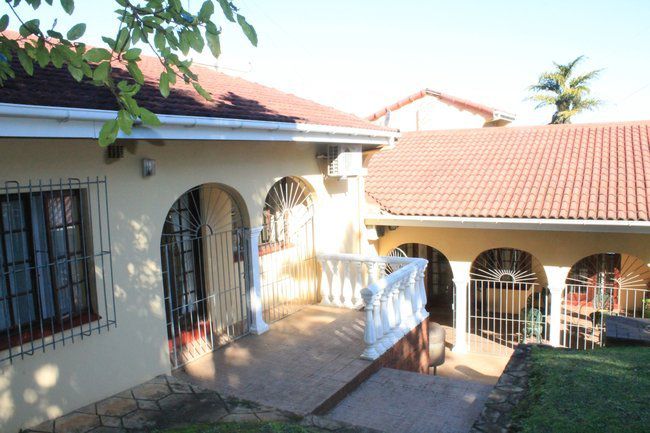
(98, 119, 119, 147)
(19, 19, 40, 37)
(102, 36, 116, 48)
(117, 109, 133, 135)
(154, 30, 166, 52)
(93, 61, 110, 82)
(217, 0, 235, 22)
(46, 29, 64, 39)
(123, 48, 141, 61)
(67, 64, 83, 81)
(126, 61, 144, 84)
(193, 82, 212, 101)
(67, 23, 86, 40)
(50, 47, 64, 68)
(60, 0, 74, 15)
(198, 1, 214, 21)
(170, 0, 182, 12)
(34, 44, 50, 68)
(17, 50, 34, 76)
(83, 48, 112, 63)
(236, 14, 257, 46)
(159, 72, 170, 98)
(206, 31, 220, 58)
(138, 107, 161, 126)
(115, 28, 130, 52)
(0, 15, 9, 32)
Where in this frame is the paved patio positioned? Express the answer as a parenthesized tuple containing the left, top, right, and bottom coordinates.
(175, 304, 374, 415)
(23, 374, 379, 433)
(329, 368, 493, 433)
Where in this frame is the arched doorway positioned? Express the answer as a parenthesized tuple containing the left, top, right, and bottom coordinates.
(160, 184, 250, 368)
(468, 248, 549, 354)
(388, 244, 454, 325)
(562, 252, 650, 349)
(259, 177, 318, 323)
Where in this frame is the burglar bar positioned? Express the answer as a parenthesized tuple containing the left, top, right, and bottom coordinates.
(0, 177, 116, 364)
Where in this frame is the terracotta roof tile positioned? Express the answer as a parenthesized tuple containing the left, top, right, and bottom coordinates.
(366, 121, 650, 221)
(0, 33, 388, 132)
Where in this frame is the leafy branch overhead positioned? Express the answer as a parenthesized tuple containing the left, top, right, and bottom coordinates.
(0, 0, 258, 146)
(528, 55, 601, 124)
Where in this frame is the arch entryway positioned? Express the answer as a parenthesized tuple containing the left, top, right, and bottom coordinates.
(467, 248, 549, 355)
(562, 252, 650, 349)
(259, 176, 318, 323)
(388, 244, 454, 325)
(160, 183, 251, 368)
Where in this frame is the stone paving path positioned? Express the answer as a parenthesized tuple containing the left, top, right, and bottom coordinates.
(23, 374, 378, 433)
(328, 368, 493, 433)
(176, 305, 372, 415)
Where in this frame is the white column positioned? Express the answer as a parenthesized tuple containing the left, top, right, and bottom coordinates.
(450, 261, 471, 353)
(248, 226, 269, 335)
(319, 258, 333, 306)
(545, 266, 570, 347)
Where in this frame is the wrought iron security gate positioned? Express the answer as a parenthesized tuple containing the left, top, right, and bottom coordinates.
(259, 177, 318, 323)
(161, 185, 251, 368)
(467, 248, 550, 355)
(561, 253, 650, 350)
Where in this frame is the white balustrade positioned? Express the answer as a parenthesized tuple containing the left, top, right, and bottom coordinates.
(317, 253, 428, 360)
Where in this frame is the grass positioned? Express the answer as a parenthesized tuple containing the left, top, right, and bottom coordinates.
(512, 346, 650, 433)
(156, 422, 321, 433)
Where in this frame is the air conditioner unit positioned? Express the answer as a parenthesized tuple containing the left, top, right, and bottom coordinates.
(326, 144, 364, 178)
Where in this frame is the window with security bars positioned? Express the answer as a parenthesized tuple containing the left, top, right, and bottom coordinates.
(0, 178, 116, 364)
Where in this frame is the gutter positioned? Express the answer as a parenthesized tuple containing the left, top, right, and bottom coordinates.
(365, 214, 650, 234)
(0, 103, 399, 146)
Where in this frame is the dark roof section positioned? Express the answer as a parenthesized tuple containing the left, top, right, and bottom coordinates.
(0, 32, 391, 131)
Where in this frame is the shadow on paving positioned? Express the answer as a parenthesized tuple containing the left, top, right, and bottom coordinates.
(22, 374, 381, 433)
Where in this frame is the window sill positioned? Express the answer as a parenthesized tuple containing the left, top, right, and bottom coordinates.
(0, 313, 101, 352)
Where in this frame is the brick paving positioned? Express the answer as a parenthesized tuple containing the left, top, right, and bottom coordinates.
(328, 368, 493, 433)
(175, 305, 374, 415)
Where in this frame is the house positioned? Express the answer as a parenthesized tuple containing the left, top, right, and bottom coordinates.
(367, 88, 516, 131)
(365, 122, 650, 355)
(0, 46, 418, 432)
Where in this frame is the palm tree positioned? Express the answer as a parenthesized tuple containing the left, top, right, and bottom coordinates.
(529, 56, 602, 124)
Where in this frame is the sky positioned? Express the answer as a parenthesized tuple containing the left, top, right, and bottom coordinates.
(5, 0, 650, 126)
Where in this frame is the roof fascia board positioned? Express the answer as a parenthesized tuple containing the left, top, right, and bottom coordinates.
(365, 214, 650, 234)
(0, 103, 398, 146)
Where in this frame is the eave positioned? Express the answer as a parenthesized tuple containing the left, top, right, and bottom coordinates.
(365, 214, 650, 234)
(0, 103, 398, 147)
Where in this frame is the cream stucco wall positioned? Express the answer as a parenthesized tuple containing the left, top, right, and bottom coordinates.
(0, 137, 367, 432)
(374, 225, 650, 282)
(371, 96, 488, 131)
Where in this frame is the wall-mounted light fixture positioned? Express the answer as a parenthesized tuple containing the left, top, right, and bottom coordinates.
(142, 158, 156, 177)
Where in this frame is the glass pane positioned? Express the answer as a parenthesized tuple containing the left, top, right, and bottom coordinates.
(8, 267, 33, 296)
(5, 232, 29, 263)
(55, 262, 70, 289)
(66, 226, 83, 253)
(50, 228, 67, 258)
(12, 292, 35, 326)
(57, 286, 72, 316)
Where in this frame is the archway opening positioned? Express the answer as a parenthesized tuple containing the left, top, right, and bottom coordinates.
(468, 248, 549, 355)
(160, 183, 250, 368)
(562, 252, 650, 349)
(259, 176, 318, 323)
(388, 244, 454, 325)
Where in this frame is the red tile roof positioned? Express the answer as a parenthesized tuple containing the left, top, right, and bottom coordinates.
(0, 32, 388, 131)
(366, 89, 515, 123)
(366, 121, 650, 221)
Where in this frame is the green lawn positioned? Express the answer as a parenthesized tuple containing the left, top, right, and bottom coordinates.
(512, 346, 650, 433)
(156, 422, 323, 433)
